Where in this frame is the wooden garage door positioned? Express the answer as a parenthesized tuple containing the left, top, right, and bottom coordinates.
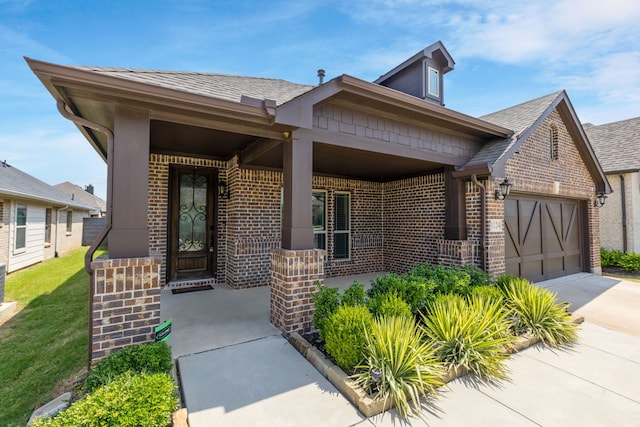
(504, 196, 583, 282)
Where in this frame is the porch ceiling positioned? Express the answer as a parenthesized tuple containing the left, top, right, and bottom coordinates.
(152, 120, 444, 180)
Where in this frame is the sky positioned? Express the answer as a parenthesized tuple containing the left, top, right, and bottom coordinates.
(2, 0, 639, 201)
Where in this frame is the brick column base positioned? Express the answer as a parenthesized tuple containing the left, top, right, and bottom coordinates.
(270, 248, 325, 335)
(90, 254, 163, 363)
(437, 239, 477, 266)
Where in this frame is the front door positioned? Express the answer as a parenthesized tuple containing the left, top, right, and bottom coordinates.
(168, 166, 218, 281)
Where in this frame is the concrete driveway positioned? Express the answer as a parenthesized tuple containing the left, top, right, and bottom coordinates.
(166, 273, 640, 426)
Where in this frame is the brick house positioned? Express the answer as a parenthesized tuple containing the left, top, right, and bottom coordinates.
(27, 41, 610, 361)
(585, 118, 640, 253)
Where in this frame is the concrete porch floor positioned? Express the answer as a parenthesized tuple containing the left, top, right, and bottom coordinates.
(160, 272, 382, 358)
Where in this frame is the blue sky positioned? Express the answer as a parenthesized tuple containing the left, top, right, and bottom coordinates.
(2, 0, 639, 200)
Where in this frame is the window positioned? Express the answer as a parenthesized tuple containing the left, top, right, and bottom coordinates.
(312, 191, 326, 250)
(15, 204, 27, 250)
(549, 125, 559, 160)
(66, 210, 72, 234)
(333, 192, 350, 260)
(427, 66, 439, 97)
(45, 208, 52, 244)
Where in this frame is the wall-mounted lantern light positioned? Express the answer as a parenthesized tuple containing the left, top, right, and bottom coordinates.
(594, 192, 607, 208)
(218, 180, 229, 199)
(494, 177, 512, 200)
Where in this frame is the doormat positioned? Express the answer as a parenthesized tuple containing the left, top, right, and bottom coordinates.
(171, 285, 214, 295)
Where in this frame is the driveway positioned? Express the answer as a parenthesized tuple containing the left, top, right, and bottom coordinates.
(167, 273, 640, 426)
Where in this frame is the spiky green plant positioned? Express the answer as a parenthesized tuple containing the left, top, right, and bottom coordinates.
(501, 277, 579, 347)
(352, 316, 444, 419)
(421, 294, 515, 381)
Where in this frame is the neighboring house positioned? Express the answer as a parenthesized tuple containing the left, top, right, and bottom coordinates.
(27, 41, 610, 361)
(54, 182, 107, 217)
(585, 118, 640, 253)
(0, 162, 93, 273)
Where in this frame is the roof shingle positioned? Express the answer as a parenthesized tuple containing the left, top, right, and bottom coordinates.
(584, 117, 640, 172)
(73, 66, 316, 106)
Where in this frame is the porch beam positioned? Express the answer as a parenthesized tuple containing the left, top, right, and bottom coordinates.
(281, 131, 314, 250)
(298, 127, 469, 166)
(239, 137, 283, 165)
(109, 105, 150, 258)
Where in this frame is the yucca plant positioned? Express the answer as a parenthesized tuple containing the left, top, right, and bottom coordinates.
(501, 277, 579, 347)
(352, 316, 444, 419)
(421, 293, 515, 381)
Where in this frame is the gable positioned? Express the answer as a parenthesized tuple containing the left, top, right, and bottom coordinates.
(505, 109, 596, 199)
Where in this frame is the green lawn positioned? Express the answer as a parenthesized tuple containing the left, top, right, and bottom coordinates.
(0, 248, 97, 426)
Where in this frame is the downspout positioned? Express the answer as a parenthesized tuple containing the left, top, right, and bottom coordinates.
(56, 100, 114, 368)
(471, 174, 486, 271)
(54, 205, 68, 257)
(620, 173, 627, 252)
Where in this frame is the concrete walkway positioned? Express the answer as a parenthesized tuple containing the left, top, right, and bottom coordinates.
(164, 273, 640, 426)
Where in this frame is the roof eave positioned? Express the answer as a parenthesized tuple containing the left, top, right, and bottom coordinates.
(0, 188, 91, 209)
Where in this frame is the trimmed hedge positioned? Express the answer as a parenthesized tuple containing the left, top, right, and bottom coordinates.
(32, 372, 177, 427)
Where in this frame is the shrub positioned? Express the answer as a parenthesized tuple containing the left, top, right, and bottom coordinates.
(324, 305, 374, 372)
(32, 372, 177, 427)
(311, 284, 341, 340)
(500, 277, 579, 347)
(455, 265, 492, 287)
(409, 264, 473, 296)
(84, 342, 173, 393)
(600, 247, 624, 267)
(367, 292, 412, 319)
(341, 282, 367, 307)
(367, 273, 433, 314)
(352, 316, 443, 419)
(619, 252, 640, 272)
(421, 293, 515, 380)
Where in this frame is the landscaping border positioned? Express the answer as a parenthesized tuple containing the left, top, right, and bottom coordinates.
(288, 315, 584, 418)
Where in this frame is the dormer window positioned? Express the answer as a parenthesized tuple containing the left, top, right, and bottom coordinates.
(427, 67, 440, 97)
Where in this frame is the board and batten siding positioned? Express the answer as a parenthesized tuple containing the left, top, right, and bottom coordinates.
(8, 200, 46, 272)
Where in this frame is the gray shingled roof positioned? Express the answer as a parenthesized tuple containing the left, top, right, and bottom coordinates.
(73, 66, 316, 106)
(584, 117, 640, 173)
(464, 92, 562, 169)
(0, 162, 92, 209)
(54, 181, 106, 213)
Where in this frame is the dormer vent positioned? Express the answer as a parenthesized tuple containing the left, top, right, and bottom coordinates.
(374, 41, 455, 107)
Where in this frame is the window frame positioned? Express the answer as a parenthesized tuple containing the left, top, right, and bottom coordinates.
(333, 191, 351, 261)
(15, 204, 27, 251)
(427, 66, 440, 97)
(65, 210, 73, 234)
(312, 190, 327, 250)
(44, 207, 52, 245)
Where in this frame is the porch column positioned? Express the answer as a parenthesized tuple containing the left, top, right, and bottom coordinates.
(109, 105, 150, 258)
(281, 131, 313, 249)
(271, 130, 323, 335)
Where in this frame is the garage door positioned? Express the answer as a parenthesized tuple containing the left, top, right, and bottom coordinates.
(504, 196, 583, 282)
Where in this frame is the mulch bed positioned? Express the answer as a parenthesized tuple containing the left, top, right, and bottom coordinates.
(602, 266, 640, 280)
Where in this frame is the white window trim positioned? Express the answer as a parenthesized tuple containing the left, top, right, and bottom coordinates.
(427, 66, 440, 97)
(65, 209, 73, 236)
(333, 191, 351, 261)
(14, 203, 27, 253)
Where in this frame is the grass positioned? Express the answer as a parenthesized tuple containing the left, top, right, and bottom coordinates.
(0, 248, 99, 426)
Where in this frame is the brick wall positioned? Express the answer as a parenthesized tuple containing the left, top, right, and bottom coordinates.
(502, 109, 601, 274)
(90, 254, 162, 362)
(383, 173, 445, 273)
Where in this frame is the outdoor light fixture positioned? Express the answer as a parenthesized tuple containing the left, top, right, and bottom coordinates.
(494, 177, 512, 200)
(370, 367, 382, 383)
(218, 180, 229, 199)
(594, 192, 607, 208)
